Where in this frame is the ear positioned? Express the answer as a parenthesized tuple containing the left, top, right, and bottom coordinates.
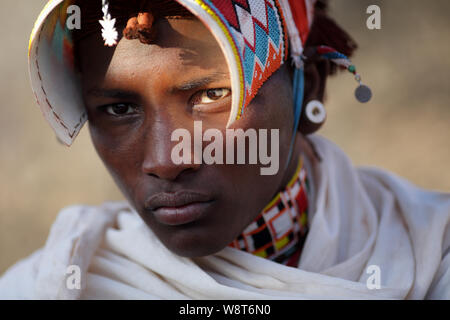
(298, 59, 329, 135)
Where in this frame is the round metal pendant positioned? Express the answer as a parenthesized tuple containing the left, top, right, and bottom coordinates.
(355, 85, 372, 103)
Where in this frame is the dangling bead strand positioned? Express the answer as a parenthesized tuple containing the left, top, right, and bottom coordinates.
(316, 46, 372, 103)
(99, 0, 119, 47)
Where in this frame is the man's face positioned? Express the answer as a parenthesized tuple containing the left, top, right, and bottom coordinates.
(79, 17, 296, 257)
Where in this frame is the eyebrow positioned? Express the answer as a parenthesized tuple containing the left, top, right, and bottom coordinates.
(174, 72, 229, 92)
(86, 88, 140, 100)
(86, 72, 230, 98)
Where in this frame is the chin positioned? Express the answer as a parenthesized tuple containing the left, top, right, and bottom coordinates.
(158, 226, 228, 258)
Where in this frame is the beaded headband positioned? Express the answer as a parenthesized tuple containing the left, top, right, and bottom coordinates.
(28, 0, 370, 146)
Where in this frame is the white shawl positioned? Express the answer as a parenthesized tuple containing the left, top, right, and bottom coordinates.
(1, 135, 449, 299)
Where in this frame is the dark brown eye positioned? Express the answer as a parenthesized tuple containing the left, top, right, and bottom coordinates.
(206, 89, 228, 101)
(104, 103, 137, 116)
(195, 88, 231, 105)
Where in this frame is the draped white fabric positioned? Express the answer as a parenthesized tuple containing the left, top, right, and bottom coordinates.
(1, 135, 449, 299)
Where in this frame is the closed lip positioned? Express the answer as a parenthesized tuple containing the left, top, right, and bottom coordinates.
(144, 191, 214, 226)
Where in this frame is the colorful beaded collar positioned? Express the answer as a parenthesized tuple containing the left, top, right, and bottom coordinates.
(228, 158, 309, 267)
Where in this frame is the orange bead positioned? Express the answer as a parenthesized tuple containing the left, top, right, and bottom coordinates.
(137, 12, 154, 28)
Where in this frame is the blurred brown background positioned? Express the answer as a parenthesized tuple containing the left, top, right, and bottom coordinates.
(1, 0, 449, 274)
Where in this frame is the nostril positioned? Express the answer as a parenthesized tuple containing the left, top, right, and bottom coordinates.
(143, 162, 201, 181)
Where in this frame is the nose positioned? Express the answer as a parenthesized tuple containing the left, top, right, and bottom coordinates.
(141, 119, 200, 181)
(143, 157, 200, 181)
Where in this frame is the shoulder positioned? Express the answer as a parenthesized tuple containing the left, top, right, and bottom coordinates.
(308, 135, 450, 298)
(0, 248, 43, 299)
(309, 134, 450, 216)
(40, 201, 133, 256)
(0, 201, 132, 299)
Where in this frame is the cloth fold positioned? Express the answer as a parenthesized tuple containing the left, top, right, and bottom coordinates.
(1, 135, 449, 299)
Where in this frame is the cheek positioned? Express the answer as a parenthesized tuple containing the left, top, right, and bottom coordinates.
(242, 85, 294, 157)
(265, 85, 295, 156)
(88, 122, 141, 198)
(217, 88, 294, 220)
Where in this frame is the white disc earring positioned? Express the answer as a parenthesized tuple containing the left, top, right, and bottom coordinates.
(305, 100, 326, 124)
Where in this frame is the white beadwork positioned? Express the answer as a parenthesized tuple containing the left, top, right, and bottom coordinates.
(99, 0, 118, 47)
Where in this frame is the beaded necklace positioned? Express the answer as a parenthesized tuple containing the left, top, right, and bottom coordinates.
(228, 158, 309, 268)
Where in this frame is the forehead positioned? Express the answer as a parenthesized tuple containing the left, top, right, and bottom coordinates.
(78, 18, 228, 83)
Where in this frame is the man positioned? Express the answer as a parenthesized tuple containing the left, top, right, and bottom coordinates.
(1, 0, 449, 299)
